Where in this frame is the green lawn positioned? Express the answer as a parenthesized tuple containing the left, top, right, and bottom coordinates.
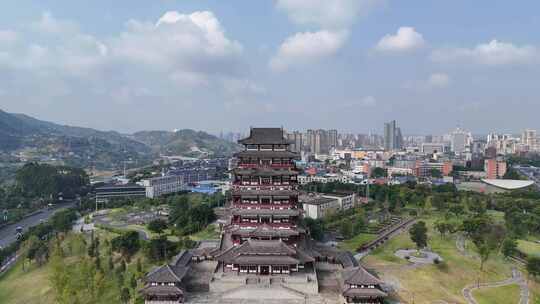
(473, 284, 521, 304)
(517, 240, 540, 258)
(338, 233, 377, 252)
(363, 217, 514, 303)
(0, 261, 55, 304)
(190, 224, 220, 241)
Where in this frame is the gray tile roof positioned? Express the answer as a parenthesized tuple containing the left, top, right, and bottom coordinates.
(238, 128, 289, 145)
(234, 168, 298, 176)
(343, 266, 384, 286)
(141, 284, 184, 296)
(342, 287, 387, 298)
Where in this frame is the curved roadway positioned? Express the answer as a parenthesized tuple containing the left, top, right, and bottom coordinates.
(0, 201, 77, 248)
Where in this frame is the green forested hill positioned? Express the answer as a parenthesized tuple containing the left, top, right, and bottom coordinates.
(132, 129, 240, 157)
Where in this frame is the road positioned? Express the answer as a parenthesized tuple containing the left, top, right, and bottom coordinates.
(0, 201, 77, 248)
(462, 267, 529, 304)
(515, 165, 540, 191)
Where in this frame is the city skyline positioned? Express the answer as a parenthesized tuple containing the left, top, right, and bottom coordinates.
(0, 1, 540, 134)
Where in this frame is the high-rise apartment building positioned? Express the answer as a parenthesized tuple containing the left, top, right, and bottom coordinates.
(450, 128, 472, 155)
(522, 129, 538, 151)
(384, 120, 403, 151)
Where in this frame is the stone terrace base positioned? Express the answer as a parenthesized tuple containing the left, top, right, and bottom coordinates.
(209, 265, 319, 297)
(186, 292, 339, 304)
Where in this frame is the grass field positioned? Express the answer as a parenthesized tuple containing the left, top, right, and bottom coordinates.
(517, 240, 540, 258)
(0, 260, 55, 304)
(190, 224, 220, 241)
(363, 217, 514, 303)
(473, 284, 520, 304)
(338, 233, 377, 252)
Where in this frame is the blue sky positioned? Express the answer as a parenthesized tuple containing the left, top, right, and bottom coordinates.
(1, 1, 539, 135)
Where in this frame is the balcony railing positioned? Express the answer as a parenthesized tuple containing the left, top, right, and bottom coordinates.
(232, 204, 295, 210)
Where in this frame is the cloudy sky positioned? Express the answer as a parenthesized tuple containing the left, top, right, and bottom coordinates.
(0, 1, 539, 135)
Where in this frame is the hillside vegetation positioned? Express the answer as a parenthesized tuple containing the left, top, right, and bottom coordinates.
(133, 129, 240, 157)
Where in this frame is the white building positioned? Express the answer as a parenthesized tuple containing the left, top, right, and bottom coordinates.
(141, 175, 186, 198)
(322, 192, 356, 211)
(300, 194, 340, 219)
(450, 128, 472, 155)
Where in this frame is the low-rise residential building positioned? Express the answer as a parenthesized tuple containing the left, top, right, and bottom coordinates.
(141, 175, 186, 198)
(300, 194, 340, 219)
(298, 174, 351, 185)
(415, 161, 453, 177)
(323, 192, 356, 210)
(95, 184, 146, 204)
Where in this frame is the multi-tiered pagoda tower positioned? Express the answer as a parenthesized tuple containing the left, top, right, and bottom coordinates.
(215, 128, 315, 279)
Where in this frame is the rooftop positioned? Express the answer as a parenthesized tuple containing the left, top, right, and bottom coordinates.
(299, 193, 337, 206)
(238, 128, 289, 145)
(481, 179, 535, 190)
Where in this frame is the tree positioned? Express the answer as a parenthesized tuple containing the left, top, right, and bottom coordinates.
(371, 167, 387, 178)
(145, 236, 177, 262)
(147, 219, 168, 235)
(303, 218, 324, 241)
(409, 221, 428, 250)
(51, 209, 78, 233)
(502, 238, 518, 257)
(449, 204, 464, 217)
(434, 221, 448, 239)
(430, 169, 443, 178)
(120, 287, 131, 304)
(111, 231, 140, 258)
(527, 257, 540, 278)
(340, 220, 353, 239)
(130, 275, 138, 289)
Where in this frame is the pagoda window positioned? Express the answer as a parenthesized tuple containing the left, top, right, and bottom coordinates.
(261, 159, 271, 166)
(261, 177, 271, 185)
(249, 266, 257, 273)
(272, 176, 281, 185)
(274, 145, 286, 151)
(260, 145, 273, 151)
(272, 158, 282, 165)
(282, 176, 290, 185)
(246, 145, 258, 151)
(241, 177, 250, 185)
(261, 198, 270, 204)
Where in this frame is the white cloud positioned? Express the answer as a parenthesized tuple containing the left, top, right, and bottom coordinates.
(269, 30, 348, 71)
(0, 30, 18, 45)
(431, 39, 538, 66)
(375, 27, 425, 52)
(0, 11, 263, 114)
(275, 0, 381, 28)
(31, 12, 79, 35)
(428, 73, 450, 88)
(360, 95, 377, 106)
(112, 11, 242, 69)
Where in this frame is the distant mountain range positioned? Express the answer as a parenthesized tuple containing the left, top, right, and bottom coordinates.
(132, 130, 240, 157)
(0, 109, 240, 169)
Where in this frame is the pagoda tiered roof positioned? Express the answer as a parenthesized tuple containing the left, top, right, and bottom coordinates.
(238, 128, 290, 145)
(144, 250, 192, 284)
(231, 208, 301, 217)
(229, 223, 302, 238)
(343, 266, 384, 286)
(141, 285, 184, 297)
(234, 168, 298, 176)
(231, 189, 297, 197)
(216, 239, 314, 265)
(342, 287, 387, 298)
(234, 150, 298, 159)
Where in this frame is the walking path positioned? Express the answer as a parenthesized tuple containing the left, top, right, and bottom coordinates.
(462, 267, 529, 304)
